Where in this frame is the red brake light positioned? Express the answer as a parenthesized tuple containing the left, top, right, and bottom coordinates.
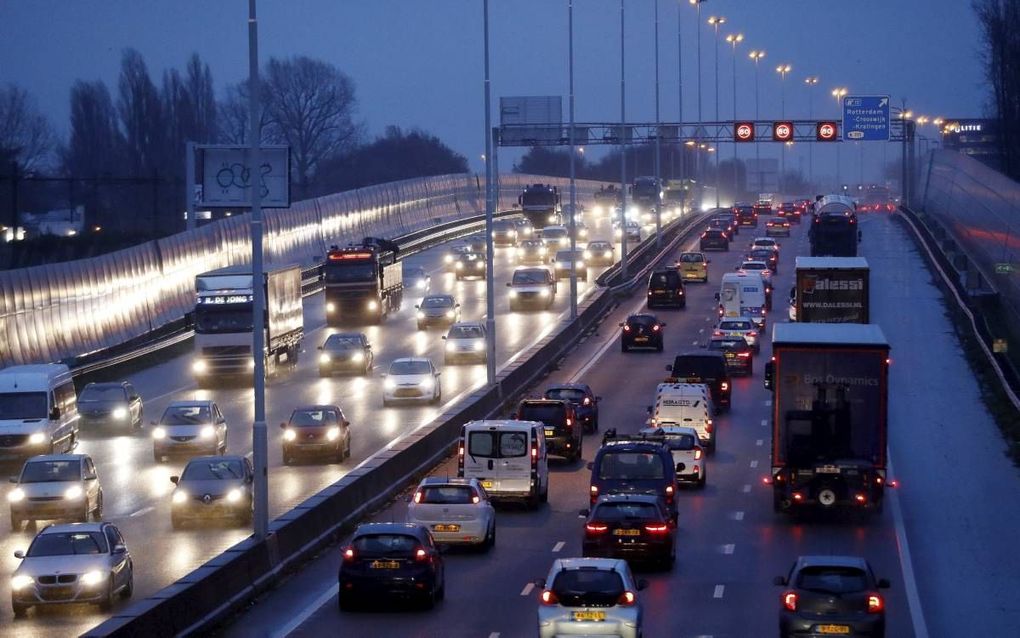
(413, 491, 423, 504)
(618, 591, 637, 606)
(720, 382, 729, 391)
(623, 324, 631, 332)
(458, 444, 464, 458)
(415, 548, 429, 562)
(748, 331, 757, 337)
(652, 324, 660, 332)
(783, 591, 798, 611)
(694, 449, 703, 460)
(737, 352, 751, 358)
(713, 330, 722, 336)
(644, 523, 669, 534)
(531, 445, 538, 459)
(583, 396, 591, 406)
(541, 589, 558, 605)
(585, 522, 609, 534)
(868, 593, 884, 613)
(343, 547, 355, 562)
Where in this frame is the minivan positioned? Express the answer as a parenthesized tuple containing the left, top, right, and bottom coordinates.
(665, 352, 731, 412)
(457, 420, 549, 508)
(647, 269, 687, 309)
(0, 364, 78, 459)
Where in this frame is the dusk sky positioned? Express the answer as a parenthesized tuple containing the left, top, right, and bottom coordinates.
(0, 0, 986, 185)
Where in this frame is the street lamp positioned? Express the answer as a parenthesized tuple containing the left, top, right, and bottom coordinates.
(708, 15, 726, 206)
(749, 49, 765, 193)
(567, 0, 578, 320)
(775, 64, 792, 192)
(804, 76, 819, 190)
(832, 87, 848, 190)
(654, 0, 662, 247)
(619, 0, 629, 279)
(726, 33, 743, 199)
(483, 0, 497, 383)
(691, 0, 707, 202)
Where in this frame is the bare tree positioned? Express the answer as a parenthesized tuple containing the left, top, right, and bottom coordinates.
(62, 80, 123, 177)
(216, 81, 275, 145)
(186, 54, 217, 143)
(0, 84, 55, 172)
(974, 0, 1020, 177)
(262, 56, 361, 193)
(117, 48, 164, 176)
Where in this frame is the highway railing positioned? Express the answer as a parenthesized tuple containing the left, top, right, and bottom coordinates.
(82, 208, 710, 638)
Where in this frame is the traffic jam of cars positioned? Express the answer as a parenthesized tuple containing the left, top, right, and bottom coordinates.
(1, 190, 898, 637)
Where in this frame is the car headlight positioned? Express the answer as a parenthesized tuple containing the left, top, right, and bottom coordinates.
(352, 351, 364, 363)
(539, 248, 547, 255)
(226, 488, 243, 503)
(152, 427, 166, 440)
(517, 247, 525, 256)
(604, 250, 612, 258)
(80, 570, 106, 587)
(192, 359, 207, 374)
(200, 425, 215, 439)
(476, 261, 484, 269)
(283, 429, 296, 441)
(474, 340, 485, 351)
(444, 255, 453, 263)
(384, 378, 397, 391)
(456, 262, 464, 269)
(319, 353, 331, 364)
(172, 490, 188, 504)
(539, 289, 550, 298)
(417, 311, 425, 319)
(64, 485, 84, 500)
(417, 279, 427, 289)
(419, 377, 435, 390)
(28, 432, 46, 445)
(11, 575, 33, 591)
(249, 359, 256, 369)
(8, 488, 24, 503)
(583, 250, 592, 259)
(326, 302, 336, 313)
(509, 289, 518, 298)
(367, 300, 378, 311)
(446, 342, 457, 352)
(112, 406, 128, 420)
(326, 427, 341, 441)
(446, 310, 455, 318)
(576, 261, 585, 268)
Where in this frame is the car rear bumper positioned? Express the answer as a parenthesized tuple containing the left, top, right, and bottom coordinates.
(539, 610, 640, 638)
(780, 613, 884, 636)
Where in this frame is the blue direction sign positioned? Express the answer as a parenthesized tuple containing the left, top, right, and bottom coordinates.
(842, 95, 890, 141)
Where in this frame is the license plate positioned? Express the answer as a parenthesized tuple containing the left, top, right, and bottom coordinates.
(816, 465, 841, 474)
(370, 560, 400, 569)
(572, 610, 606, 621)
(613, 528, 641, 536)
(816, 625, 851, 635)
(481, 480, 494, 489)
(545, 429, 555, 437)
(433, 524, 460, 532)
(634, 337, 648, 342)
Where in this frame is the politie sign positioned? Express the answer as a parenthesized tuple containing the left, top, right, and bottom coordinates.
(842, 95, 890, 141)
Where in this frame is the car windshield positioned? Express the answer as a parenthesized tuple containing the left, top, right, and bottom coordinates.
(589, 242, 610, 250)
(325, 335, 361, 348)
(544, 388, 587, 403)
(416, 485, 477, 505)
(467, 430, 528, 458)
(289, 409, 338, 427)
(741, 262, 768, 271)
(593, 502, 660, 521)
(555, 251, 582, 261)
(551, 569, 625, 608)
(351, 534, 418, 557)
(21, 460, 79, 483)
(598, 451, 665, 479)
(194, 305, 254, 333)
(160, 405, 211, 425)
(0, 392, 49, 420)
(421, 297, 453, 309)
(389, 361, 431, 375)
(181, 459, 244, 481)
(513, 270, 547, 285)
(679, 254, 704, 263)
(493, 221, 514, 231)
(720, 321, 753, 331)
(521, 240, 542, 249)
(448, 326, 484, 339)
(751, 250, 775, 260)
(323, 263, 376, 283)
(27, 532, 108, 557)
(796, 566, 870, 594)
(79, 385, 126, 401)
(660, 432, 698, 450)
(544, 229, 567, 238)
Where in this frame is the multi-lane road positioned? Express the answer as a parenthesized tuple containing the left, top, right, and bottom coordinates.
(0, 213, 631, 637)
(220, 212, 1020, 638)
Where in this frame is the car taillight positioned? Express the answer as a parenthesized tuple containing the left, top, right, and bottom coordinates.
(343, 547, 356, 562)
(855, 493, 867, 504)
(541, 589, 558, 605)
(644, 523, 669, 534)
(623, 324, 631, 332)
(618, 591, 637, 606)
(585, 522, 609, 535)
(705, 420, 713, 432)
(737, 352, 751, 358)
(694, 449, 703, 460)
(532, 445, 538, 460)
(783, 591, 798, 611)
(748, 331, 757, 337)
(590, 485, 598, 503)
(721, 382, 729, 391)
(566, 418, 573, 427)
(713, 330, 722, 336)
(415, 547, 429, 562)
(665, 484, 674, 503)
(868, 593, 884, 613)
(413, 491, 423, 504)
(653, 324, 660, 331)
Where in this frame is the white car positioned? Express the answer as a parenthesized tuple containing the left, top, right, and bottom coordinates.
(406, 477, 496, 549)
(738, 260, 773, 289)
(508, 267, 557, 311)
(541, 225, 570, 248)
(537, 558, 646, 638)
(714, 316, 761, 352)
(443, 322, 487, 364)
(151, 401, 228, 463)
(750, 236, 780, 252)
(8, 454, 103, 531)
(382, 357, 441, 406)
(640, 426, 706, 488)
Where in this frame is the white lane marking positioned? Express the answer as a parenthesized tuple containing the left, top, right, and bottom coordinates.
(129, 506, 154, 518)
(269, 582, 338, 638)
(742, 484, 751, 493)
(750, 460, 759, 469)
(721, 544, 735, 555)
(764, 399, 772, 406)
(713, 584, 725, 598)
(552, 541, 565, 553)
(756, 439, 764, 446)
(489, 633, 500, 638)
(146, 384, 193, 405)
(888, 455, 930, 638)
(760, 419, 767, 426)
(705, 316, 712, 322)
(692, 340, 700, 345)
(734, 511, 745, 521)
(698, 328, 704, 334)
(520, 582, 535, 596)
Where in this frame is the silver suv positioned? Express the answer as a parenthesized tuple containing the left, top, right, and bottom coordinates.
(8, 454, 103, 531)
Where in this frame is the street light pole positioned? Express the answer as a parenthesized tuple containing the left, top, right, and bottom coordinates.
(833, 87, 848, 191)
(749, 49, 765, 195)
(246, 0, 268, 541)
(654, 0, 662, 247)
(620, 0, 628, 279)
(677, 2, 684, 192)
(804, 76, 819, 191)
(568, 0, 577, 320)
(483, 0, 496, 384)
(726, 33, 743, 199)
(708, 15, 725, 207)
(776, 63, 791, 193)
(692, 0, 704, 198)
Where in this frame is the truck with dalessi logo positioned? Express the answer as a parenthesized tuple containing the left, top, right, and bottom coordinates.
(789, 257, 870, 323)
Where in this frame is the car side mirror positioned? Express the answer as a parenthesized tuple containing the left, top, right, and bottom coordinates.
(764, 361, 775, 391)
(441, 336, 447, 340)
(317, 345, 323, 350)
(706, 259, 711, 263)
(112, 544, 128, 555)
(773, 576, 787, 586)
(505, 282, 512, 287)
(149, 420, 157, 426)
(618, 322, 624, 327)
(50, 407, 61, 420)
(456, 303, 461, 308)
(579, 509, 590, 517)
(14, 550, 24, 559)
(637, 579, 649, 591)
(877, 578, 891, 589)
(246, 475, 254, 484)
(659, 322, 667, 327)
(645, 405, 652, 414)
(414, 305, 420, 309)
(170, 476, 179, 485)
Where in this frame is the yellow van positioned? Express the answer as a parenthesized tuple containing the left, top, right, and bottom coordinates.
(676, 252, 709, 283)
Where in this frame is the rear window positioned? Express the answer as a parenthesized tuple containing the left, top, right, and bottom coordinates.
(551, 569, 625, 608)
(417, 486, 477, 504)
(663, 433, 698, 450)
(649, 272, 680, 286)
(518, 403, 567, 426)
(751, 249, 774, 260)
(671, 356, 723, 379)
(678, 253, 704, 263)
(544, 388, 587, 402)
(351, 534, 419, 557)
(796, 566, 869, 594)
(467, 430, 529, 458)
(593, 502, 661, 521)
(598, 451, 666, 480)
(720, 320, 753, 330)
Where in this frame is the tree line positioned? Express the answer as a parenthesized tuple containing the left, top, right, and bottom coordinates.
(974, 0, 1020, 179)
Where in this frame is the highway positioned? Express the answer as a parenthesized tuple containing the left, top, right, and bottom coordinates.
(0, 211, 633, 637)
(219, 212, 1020, 638)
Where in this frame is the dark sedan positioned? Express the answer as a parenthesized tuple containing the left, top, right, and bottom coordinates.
(454, 251, 487, 280)
(170, 456, 254, 529)
(707, 336, 754, 376)
(775, 555, 890, 638)
(748, 247, 779, 273)
(338, 523, 445, 610)
(620, 314, 666, 352)
(318, 332, 373, 376)
(699, 229, 730, 251)
(543, 383, 601, 433)
(77, 381, 143, 430)
(280, 404, 351, 464)
(581, 494, 676, 569)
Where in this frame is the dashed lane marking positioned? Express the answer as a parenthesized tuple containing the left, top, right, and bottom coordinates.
(756, 439, 764, 446)
(742, 484, 751, 493)
(721, 544, 735, 555)
(520, 583, 535, 596)
(129, 506, 154, 518)
(269, 584, 338, 638)
(750, 460, 759, 468)
(764, 399, 772, 406)
(552, 541, 565, 553)
(760, 419, 767, 426)
(734, 511, 745, 521)
(489, 633, 500, 638)
(713, 585, 725, 599)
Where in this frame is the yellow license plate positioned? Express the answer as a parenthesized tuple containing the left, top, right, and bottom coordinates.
(572, 610, 606, 621)
(545, 429, 555, 437)
(634, 337, 648, 342)
(613, 528, 641, 536)
(370, 560, 399, 569)
(817, 625, 851, 635)
(481, 480, 493, 489)
(433, 524, 460, 532)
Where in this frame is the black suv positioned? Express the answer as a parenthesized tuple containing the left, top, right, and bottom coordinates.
(620, 314, 666, 352)
(646, 269, 686, 309)
(665, 351, 731, 411)
(515, 399, 582, 462)
(707, 336, 754, 377)
(581, 494, 676, 568)
(588, 431, 679, 521)
(700, 229, 729, 251)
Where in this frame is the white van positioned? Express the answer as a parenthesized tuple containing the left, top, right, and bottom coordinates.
(0, 364, 79, 459)
(717, 272, 767, 328)
(647, 383, 716, 452)
(457, 419, 549, 509)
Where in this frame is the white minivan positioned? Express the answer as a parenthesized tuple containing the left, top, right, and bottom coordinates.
(717, 272, 767, 328)
(0, 364, 79, 459)
(457, 420, 549, 509)
(647, 383, 716, 452)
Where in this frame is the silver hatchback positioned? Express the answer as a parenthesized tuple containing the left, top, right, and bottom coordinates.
(151, 401, 228, 462)
(536, 557, 646, 638)
(8, 454, 103, 531)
